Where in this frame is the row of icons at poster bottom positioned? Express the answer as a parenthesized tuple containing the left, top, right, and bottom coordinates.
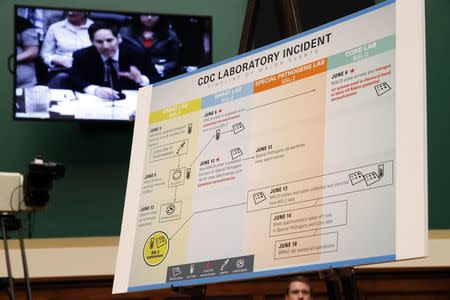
(166, 255, 254, 282)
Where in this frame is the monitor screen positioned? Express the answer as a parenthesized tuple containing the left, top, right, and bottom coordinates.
(14, 5, 212, 122)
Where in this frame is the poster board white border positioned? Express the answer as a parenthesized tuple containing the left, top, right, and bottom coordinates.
(114, 0, 427, 293)
(395, 0, 427, 259)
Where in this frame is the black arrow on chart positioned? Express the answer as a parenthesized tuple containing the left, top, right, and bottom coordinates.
(221, 129, 233, 134)
(174, 186, 177, 201)
(177, 155, 181, 168)
(242, 156, 255, 161)
(169, 202, 246, 241)
(246, 89, 316, 111)
(312, 199, 322, 235)
(189, 135, 215, 168)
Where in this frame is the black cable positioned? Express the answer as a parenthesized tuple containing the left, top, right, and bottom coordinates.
(7, 184, 35, 238)
(8, 54, 15, 74)
(9, 185, 23, 212)
(18, 192, 28, 211)
(26, 213, 32, 238)
(17, 212, 34, 239)
(29, 213, 35, 238)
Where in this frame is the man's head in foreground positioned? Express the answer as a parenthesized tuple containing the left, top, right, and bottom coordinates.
(285, 276, 313, 300)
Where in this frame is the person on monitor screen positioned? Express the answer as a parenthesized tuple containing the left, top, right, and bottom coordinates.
(121, 14, 182, 79)
(285, 276, 313, 300)
(70, 21, 161, 100)
(16, 16, 40, 88)
(40, 11, 93, 88)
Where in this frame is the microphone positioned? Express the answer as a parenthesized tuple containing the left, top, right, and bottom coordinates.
(107, 58, 117, 107)
(106, 58, 125, 106)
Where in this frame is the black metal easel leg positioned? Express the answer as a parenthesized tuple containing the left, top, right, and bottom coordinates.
(325, 278, 342, 300)
(17, 223, 33, 300)
(319, 268, 359, 300)
(171, 285, 207, 300)
(341, 269, 359, 300)
(320, 268, 342, 300)
(1, 218, 16, 300)
(1, 214, 33, 300)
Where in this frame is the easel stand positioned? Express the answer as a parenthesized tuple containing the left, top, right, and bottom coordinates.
(0, 213, 33, 300)
(171, 285, 207, 300)
(319, 268, 359, 300)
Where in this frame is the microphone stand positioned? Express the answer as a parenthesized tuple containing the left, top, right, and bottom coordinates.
(107, 61, 116, 108)
(105, 59, 125, 119)
(105, 59, 126, 120)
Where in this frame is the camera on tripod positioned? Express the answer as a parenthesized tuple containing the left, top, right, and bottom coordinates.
(1, 156, 64, 300)
(0, 156, 65, 213)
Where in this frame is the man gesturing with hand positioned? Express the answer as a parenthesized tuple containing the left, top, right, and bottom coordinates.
(70, 21, 161, 99)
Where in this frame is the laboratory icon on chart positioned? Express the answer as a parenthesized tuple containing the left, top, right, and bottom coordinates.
(230, 147, 243, 160)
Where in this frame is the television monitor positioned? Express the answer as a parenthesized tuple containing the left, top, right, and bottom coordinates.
(14, 5, 212, 122)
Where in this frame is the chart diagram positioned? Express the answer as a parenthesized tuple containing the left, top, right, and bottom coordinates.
(114, 1, 427, 294)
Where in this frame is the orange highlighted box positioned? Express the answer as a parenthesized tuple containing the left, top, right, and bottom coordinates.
(253, 58, 327, 93)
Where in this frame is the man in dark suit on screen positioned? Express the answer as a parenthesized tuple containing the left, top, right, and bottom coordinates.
(70, 21, 161, 100)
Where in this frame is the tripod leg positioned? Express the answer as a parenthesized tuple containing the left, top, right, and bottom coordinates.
(1, 219, 16, 300)
(17, 225, 32, 300)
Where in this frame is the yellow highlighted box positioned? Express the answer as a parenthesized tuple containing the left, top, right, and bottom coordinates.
(150, 98, 202, 123)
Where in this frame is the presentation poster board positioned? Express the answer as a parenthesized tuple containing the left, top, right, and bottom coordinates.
(114, 0, 427, 293)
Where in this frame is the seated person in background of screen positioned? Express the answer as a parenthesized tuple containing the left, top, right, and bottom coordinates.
(285, 276, 313, 300)
(70, 21, 161, 100)
(40, 11, 93, 88)
(16, 16, 40, 88)
(121, 15, 182, 79)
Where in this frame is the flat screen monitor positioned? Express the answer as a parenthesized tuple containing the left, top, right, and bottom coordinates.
(14, 5, 212, 122)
